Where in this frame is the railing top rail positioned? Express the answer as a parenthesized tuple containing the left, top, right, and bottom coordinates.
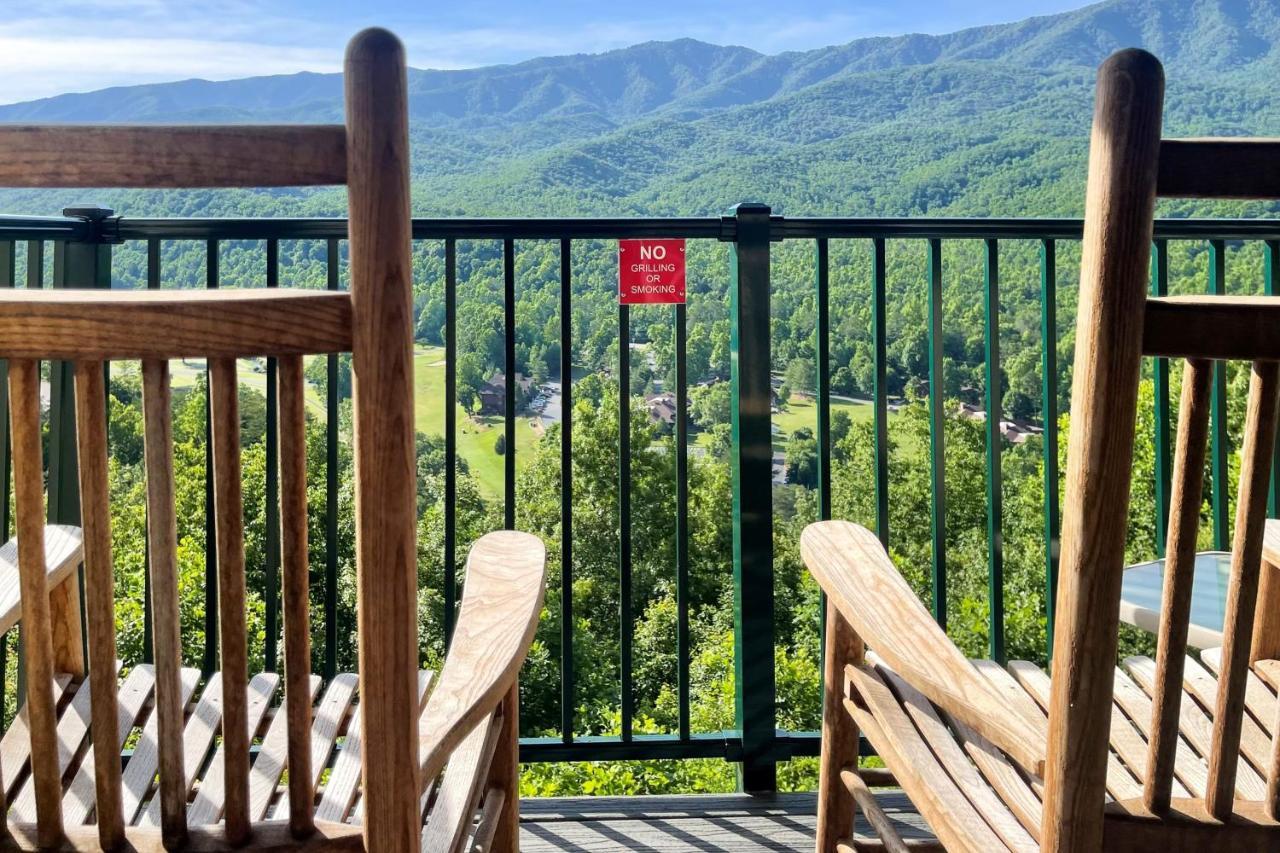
(2, 212, 1280, 243)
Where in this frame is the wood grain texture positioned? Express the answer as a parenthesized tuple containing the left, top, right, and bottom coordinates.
(71, 359, 127, 849)
(469, 787, 507, 853)
(840, 770, 913, 853)
(277, 673, 360, 822)
(0, 124, 346, 188)
(878, 663, 1036, 851)
(7, 662, 111, 822)
(10, 358, 65, 848)
(818, 603, 862, 853)
(1144, 296, 1280, 361)
(1254, 520, 1280, 662)
(1110, 662, 1208, 797)
(1146, 358, 1212, 813)
(345, 26, 421, 853)
(48, 568, 84, 678)
(62, 665, 154, 826)
(945, 710, 1043, 839)
(1157, 138, 1280, 199)
(843, 663, 1014, 853)
(120, 668, 200, 825)
(187, 673, 278, 826)
(5, 819, 364, 851)
(247, 675, 321, 822)
(0, 289, 351, 360)
(1044, 47, 1164, 853)
(419, 531, 545, 787)
(141, 358, 188, 849)
(209, 357, 251, 844)
(1126, 655, 1266, 799)
(484, 684, 521, 853)
(1208, 361, 1280, 819)
(0, 674, 73, 804)
(800, 520, 1045, 775)
(1005, 660, 1155, 802)
(419, 708, 502, 853)
(0, 525, 82, 637)
(278, 353, 316, 838)
(1104, 797, 1280, 851)
(138, 674, 226, 828)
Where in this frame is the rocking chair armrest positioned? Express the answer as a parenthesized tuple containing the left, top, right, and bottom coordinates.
(0, 524, 84, 635)
(418, 530, 546, 785)
(801, 520, 1046, 777)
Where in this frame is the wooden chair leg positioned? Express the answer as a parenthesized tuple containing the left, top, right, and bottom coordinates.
(818, 600, 864, 853)
(49, 568, 84, 677)
(487, 683, 521, 852)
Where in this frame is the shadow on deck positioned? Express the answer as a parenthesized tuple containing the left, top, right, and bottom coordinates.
(518, 791, 934, 851)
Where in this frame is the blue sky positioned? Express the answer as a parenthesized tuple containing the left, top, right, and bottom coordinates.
(0, 0, 1092, 104)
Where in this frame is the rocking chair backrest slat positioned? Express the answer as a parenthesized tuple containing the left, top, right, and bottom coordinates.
(0, 27, 420, 852)
(1053, 46, 1280, 849)
(9, 359, 63, 848)
(1144, 358, 1212, 813)
(208, 358, 251, 844)
(71, 360, 126, 850)
(140, 358, 188, 849)
(1206, 361, 1280, 819)
(278, 353, 316, 838)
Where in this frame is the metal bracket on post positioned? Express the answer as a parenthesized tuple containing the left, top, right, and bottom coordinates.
(725, 202, 777, 793)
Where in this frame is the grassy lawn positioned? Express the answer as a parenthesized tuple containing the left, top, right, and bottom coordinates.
(413, 346, 542, 499)
(693, 393, 887, 452)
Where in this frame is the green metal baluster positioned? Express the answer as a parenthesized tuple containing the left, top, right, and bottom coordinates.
(444, 239, 458, 645)
(1209, 240, 1229, 550)
(504, 238, 517, 530)
(619, 301, 633, 742)
(203, 238, 219, 675)
(1268, 241, 1280, 518)
(560, 239, 574, 743)
(264, 238, 280, 671)
(928, 238, 947, 629)
(144, 238, 161, 666)
(815, 239, 831, 522)
(1041, 240, 1060, 659)
(324, 238, 340, 680)
(1151, 241, 1171, 556)
(675, 296, 690, 742)
(984, 239, 1003, 662)
(872, 238, 890, 548)
(728, 203, 776, 792)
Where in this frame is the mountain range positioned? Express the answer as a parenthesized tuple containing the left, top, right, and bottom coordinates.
(2, 0, 1280, 218)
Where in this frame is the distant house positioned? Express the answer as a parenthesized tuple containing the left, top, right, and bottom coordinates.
(478, 371, 533, 415)
(645, 392, 678, 428)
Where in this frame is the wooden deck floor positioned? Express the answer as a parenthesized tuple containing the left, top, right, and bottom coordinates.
(518, 791, 935, 852)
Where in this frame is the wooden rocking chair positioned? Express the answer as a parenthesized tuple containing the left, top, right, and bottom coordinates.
(0, 28, 546, 852)
(807, 49, 1280, 852)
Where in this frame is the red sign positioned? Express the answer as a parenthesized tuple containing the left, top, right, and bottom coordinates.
(619, 239, 686, 304)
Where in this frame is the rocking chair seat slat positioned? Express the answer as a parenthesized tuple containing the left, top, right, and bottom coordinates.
(846, 650, 1280, 850)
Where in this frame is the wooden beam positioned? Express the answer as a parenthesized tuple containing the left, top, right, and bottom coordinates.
(1158, 139, 1280, 199)
(1144, 296, 1280, 362)
(0, 289, 351, 360)
(0, 125, 346, 188)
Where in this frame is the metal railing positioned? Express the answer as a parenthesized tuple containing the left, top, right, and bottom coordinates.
(0, 206, 1275, 791)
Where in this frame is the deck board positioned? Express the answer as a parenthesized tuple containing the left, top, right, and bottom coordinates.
(519, 791, 933, 851)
